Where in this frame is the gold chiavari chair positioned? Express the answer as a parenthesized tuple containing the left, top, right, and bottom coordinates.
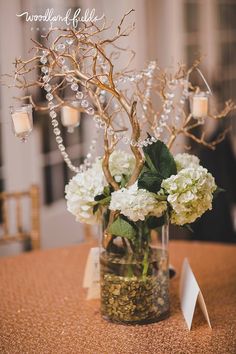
(0, 185, 40, 251)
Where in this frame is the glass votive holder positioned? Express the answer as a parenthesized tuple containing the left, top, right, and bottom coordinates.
(190, 91, 209, 123)
(10, 104, 33, 142)
(61, 101, 81, 133)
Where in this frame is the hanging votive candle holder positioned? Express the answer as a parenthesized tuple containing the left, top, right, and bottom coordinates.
(61, 101, 81, 133)
(191, 91, 209, 123)
(10, 104, 33, 142)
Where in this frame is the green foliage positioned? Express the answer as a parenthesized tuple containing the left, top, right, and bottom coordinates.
(213, 187, 225, 200)
(93, 204, 99, 214)
(108, 216, 137, 241)
(184, 224, 194, 232)
(120, 174, 130, 188)
(138, 171, 163, 193)
(93, 185, 112, 214)
(146, 216, 165, 229)
(143, 138, 177, 178)
(138, 138, 177, 193)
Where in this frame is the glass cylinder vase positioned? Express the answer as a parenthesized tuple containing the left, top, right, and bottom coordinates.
(99, 213, 170, 325)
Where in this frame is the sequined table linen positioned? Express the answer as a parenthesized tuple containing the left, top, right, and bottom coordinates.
(0, 241, 236, 354)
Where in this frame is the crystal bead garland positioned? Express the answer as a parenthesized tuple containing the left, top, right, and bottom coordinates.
(42, 47, 186, 168)
(40, 52, 97, 174)
(138, 61, 158, 147)
(63, 64, 102, 171)
(111, 61, 158, 148)
(154, 77, 190, 139)
(155, 79, 176, 139)
(113, 61, 159, 148)
(54, 41, 98, 171)
(141, 61, 157, 124)
(175, 79, 190, 122)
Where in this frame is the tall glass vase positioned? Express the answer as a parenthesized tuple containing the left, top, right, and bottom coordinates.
(99, 213, 170, 325)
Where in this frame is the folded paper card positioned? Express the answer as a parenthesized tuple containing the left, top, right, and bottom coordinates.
(83, 247, 100, 300)
(179, 258, 212, 330)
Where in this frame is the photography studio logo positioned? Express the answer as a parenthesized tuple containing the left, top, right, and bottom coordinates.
(16, 8, 105, 32)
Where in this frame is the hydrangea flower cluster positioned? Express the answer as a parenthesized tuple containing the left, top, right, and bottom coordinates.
(65, 150, 135, 224)
(66, 149, 217, 227)
(65, 159, 106, 224)
(108, 150, 135, 182)
(109, 182, 167, 222)
(174, 153, 200, 171)
(161, 164, 217, 225)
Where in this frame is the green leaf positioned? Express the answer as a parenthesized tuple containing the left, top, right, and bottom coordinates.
(147, 216, 165, 229)
(103, 186, 111, 197)
(120, 174, 130, 188)
(138, 170, 163, 193)
(99, 196, 111, 205)
(213, 187, 225, 200)
(142, 250, 149, 278)
(144, 154, 158, 173)
(94, 185, 112, 206)
(93, 188, 111, 212)
(94, 193, 105, 202)
(184, 224, 194, 233)
(141, 163, 151, 174)
(94, 197, 110, 207)
(138, 138, 177, 194)
(143, 139, 177, 178)
(108, 217, 136, 241)
(93, 204, 99, 214)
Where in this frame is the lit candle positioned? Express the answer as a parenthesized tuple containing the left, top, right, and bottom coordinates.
(61, 104, 80, 132)
(12, 111, 32, 134)
(191, 92, 208, 119)
(10, 105, 33, 142)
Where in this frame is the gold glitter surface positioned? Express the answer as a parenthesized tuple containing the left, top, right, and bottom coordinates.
(0, 241, 236, 354)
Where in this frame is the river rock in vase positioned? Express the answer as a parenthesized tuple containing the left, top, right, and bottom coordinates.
(100, 214, 170, 325)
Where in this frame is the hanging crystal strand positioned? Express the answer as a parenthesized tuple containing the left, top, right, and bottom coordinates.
(40, 53, 78, 173)
(109, 61, 168, 148)
(101, 65, 159, 148)
(138, 61, 158, 148)
(155, 77, 177, 140)
(41, 51, 96, 174)
(141, 61, 156, 124)
(110, 66, 158, 148)
(66, 71, 101, 169)
(174, 77, 190, 123)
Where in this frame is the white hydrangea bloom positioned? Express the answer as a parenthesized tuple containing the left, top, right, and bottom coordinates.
(175, 153, 200, 172)
(109, 150, 135, 182)
(65, 150, 135, 224)
(109, 182, 167, 222)
(161, 166, 217, 225)
(65, 159, 106, 224)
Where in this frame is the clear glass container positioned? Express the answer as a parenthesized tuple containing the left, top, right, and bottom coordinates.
(100, 212, 170, 325)
(190, 91, 209, 123)
(61, 101, 81, 133)
(10, 104, 33, 142)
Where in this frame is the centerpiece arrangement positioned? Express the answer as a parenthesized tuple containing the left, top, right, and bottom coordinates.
(4, 10, 234, 324)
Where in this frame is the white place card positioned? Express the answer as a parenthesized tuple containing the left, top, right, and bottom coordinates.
(179, 258, 212, 330)
(83, 247, 100, 300)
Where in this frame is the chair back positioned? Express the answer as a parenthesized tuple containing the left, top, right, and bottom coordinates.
(0, 185, 40, 250)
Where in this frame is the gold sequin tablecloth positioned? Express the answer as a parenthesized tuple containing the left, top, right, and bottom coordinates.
(0, 241, 236, 354)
